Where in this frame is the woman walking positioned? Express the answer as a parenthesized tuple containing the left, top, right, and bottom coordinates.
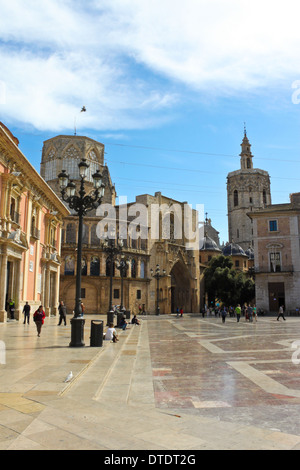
(33, 305, 45, 337)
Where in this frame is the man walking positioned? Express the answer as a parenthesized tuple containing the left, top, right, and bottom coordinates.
(58, 301, 67, 326)
(23, 301, 31, 324)
(277, 305, 286, 321)
(247, 304, 253, 322)
(235, 304, 241, 322)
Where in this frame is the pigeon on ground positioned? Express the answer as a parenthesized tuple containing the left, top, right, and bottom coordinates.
(64, 371, 73, 383)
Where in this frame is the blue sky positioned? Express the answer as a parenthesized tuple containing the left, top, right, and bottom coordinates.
(1, 0, 300, 244)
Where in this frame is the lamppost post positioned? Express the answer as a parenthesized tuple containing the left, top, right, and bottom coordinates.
(102, 233, 123, 325)
(58, 161, 104, 347)
(116, 256, 129, 312)
(150, 264, 167, 315)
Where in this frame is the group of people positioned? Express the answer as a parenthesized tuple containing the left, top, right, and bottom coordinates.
(206, 303, 287, 323)
(176, 307, 184, 317)
(19, 297, 141, 341)
(7, 299, 70, 337)
(105, 314, 141, 343)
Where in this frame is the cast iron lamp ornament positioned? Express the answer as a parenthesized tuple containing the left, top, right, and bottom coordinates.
(58, 159, 104, 347)
(150, 264, 167, 315)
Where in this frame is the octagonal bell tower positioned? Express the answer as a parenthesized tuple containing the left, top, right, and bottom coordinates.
(227, 129, 271, 250)
(40, 135, 116, 213)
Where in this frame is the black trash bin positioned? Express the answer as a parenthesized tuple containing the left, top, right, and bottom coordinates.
(117, 311, 124, 327)
(125, 310, 130, 320)
(90, 320, 103, 347)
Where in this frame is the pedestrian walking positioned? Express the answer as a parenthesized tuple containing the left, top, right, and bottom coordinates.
(235, 304, 241, 322)
(58, 300, 67, 326)
(180, 307, 183, 317)
(221, 306, 227, 323)
(80, 302, 85, 316)
(23, 301, 31, 324)
(247, 304, 253, 322)
(253, 304, 257, 322)
(277, 305, 286, 321)
(176, 307, 179, 317)
(33, 305, 45, 337)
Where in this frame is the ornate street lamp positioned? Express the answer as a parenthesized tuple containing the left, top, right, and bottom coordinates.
(150, 264, 167, 315)
(116, 255, 129, 312)
(102, 231, 123, 325)
(58, 160, 104, 347)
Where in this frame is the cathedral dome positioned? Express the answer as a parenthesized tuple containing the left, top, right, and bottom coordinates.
(222, 242, 247, 257)
(200, 235, 221, 252)
(245, 247, 254, 260)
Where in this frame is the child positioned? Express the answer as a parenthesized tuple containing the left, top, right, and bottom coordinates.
(104, 323, 119, 342)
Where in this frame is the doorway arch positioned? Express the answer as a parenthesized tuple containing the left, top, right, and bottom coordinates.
(170, 261, 191, 313)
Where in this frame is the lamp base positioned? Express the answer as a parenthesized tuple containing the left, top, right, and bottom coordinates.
(69, 317, 85, 347)
(107, 310, 115, 326)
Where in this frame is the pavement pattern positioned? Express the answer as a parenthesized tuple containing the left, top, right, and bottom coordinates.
(1, 312, 300, 450)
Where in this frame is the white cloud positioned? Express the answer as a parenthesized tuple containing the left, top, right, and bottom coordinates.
(1, 0, 300, 131)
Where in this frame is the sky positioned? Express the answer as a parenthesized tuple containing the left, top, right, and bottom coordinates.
(1, 0, 300, 244)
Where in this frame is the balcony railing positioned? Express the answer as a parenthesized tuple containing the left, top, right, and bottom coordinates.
(254, 265, 294, 273)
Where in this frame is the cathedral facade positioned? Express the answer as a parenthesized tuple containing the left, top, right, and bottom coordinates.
(40, 134, 200, 316)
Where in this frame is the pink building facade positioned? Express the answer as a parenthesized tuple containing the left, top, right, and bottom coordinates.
(0, 123, 69, 322)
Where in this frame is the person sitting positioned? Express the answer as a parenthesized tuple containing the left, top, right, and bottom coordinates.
(131, 315, 140, 325)
(104, 323, 119, 342)
(119, 315, 128, 330)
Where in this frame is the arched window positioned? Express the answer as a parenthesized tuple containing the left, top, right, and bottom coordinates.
(140, 260, 145, 278)
(106, 258, 115, 277)
(263, 190, 267, 204)
(66, 223, 76, 243)
(247, 158, 251, 168)
(65, 255, 75, 275)
(131, 259, 136, 278)
(81, 258, 87, 276)
(234, 190, 238, 207)
(90, 256, 100, 276)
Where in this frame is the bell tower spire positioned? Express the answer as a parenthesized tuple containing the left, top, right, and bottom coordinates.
(240, 123, 253, 170)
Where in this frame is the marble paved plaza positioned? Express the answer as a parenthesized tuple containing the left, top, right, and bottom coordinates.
(1, 313, 300, 450)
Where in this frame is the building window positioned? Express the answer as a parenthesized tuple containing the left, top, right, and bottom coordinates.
(131, 259, 136, 278)
(263, 190, 267, 204)
(269, 220, 278, 232)
(65, 255, 75, 275)
(66, 223, 76, 243)
(90, 256, 100, 276)
(140, 261, 145, 278)
(234, 190, 238, 207)
(81, 258, 87, 276)
(81, 288, 86, 298)
(235, 260, 240, 267)
(106, 258, 115, 276)
(137, 290, 141, 300)
(270, 252, 281, 272)
(113, 289, 119, 299)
